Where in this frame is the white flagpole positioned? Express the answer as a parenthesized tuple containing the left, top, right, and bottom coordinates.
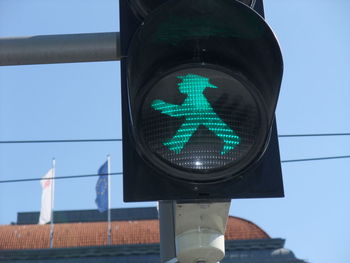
(49, 158, 55, 248)
(107, 155, 111, 245)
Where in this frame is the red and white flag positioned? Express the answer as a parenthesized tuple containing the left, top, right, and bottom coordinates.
(38, 168, 54, 224)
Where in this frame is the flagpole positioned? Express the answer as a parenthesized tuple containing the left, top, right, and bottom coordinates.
(107, 155, 111, 245)
(50, 158, 55, 248)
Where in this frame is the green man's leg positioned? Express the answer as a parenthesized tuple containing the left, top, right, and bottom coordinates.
(206, 118, 240, 155)
(163, 122, 199, 154)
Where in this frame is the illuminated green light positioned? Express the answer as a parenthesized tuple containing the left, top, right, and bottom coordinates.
(151, 74, 240, 155)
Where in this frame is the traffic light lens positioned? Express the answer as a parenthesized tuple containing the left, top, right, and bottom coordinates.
(139, 67, 266, 179)
(151, 74, 241, 155)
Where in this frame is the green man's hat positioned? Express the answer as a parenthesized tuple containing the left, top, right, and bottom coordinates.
(178, 74, 218, 89)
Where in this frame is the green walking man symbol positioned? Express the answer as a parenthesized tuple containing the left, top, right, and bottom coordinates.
(151, 74, 240, 155)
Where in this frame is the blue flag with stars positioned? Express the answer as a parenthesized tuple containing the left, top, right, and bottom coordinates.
(95, 161, 108, 213)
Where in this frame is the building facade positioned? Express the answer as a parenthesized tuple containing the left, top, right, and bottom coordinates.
(0, 207, 307, 263)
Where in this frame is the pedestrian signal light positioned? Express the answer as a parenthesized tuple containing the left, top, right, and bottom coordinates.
(138, 66, 267, 181)
(120, 0, 284, 201)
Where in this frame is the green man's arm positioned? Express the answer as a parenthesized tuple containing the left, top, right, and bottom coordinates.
(151, 99, 183, 117)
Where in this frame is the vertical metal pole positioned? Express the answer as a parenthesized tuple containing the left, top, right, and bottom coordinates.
(159, 200, 177, 263)
(49, 158, 55, 248)
(107, 155, 112, 245)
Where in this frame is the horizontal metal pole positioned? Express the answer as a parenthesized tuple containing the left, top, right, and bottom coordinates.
(0, 32, 120, 66)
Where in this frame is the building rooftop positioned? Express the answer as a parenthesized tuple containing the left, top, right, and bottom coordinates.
(0, 208, 308, 263)
(0, 207, 269, 250)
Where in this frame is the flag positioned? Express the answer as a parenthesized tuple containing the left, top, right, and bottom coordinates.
(95, 161, 108, 212)
(38, 168, 54, 224)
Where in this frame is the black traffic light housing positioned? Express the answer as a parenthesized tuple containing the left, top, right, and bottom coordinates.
(120, 0, 284, 202)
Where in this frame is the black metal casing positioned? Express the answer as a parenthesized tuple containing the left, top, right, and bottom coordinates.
(120, 0, 284, 202)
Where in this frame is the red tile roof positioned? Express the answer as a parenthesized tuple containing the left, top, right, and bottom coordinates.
(0, 216, 269, 250)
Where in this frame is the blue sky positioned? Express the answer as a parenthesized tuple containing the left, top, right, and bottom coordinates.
(1, 1, 350, 263)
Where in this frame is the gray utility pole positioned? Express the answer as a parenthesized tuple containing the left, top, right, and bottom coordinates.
(159, 201, 177, 263)
(0, 32, 120, 66)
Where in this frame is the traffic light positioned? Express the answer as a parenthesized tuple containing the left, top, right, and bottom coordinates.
(120, 0, 284, 202)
